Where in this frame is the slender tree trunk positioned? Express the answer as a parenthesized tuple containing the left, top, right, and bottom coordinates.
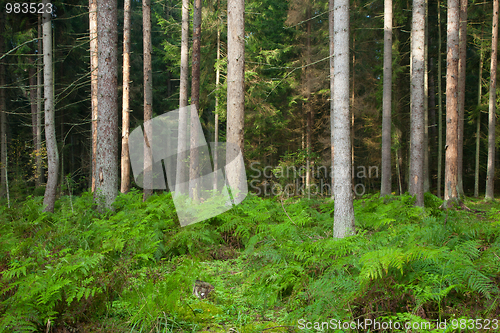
(423, 0, 429, 193)
(437, 0, 443, 198)
(143, 0, 153, 201)
(176, 0, 189, 196)
(90, 0, 98, 192)
(381, 0, 393, 196)
(226, 0, 246, 204)
(36, 16, 43, 187)
(329, 0, 334, 199)
(444, 0, 460, 204)
(457, 0, 468, 198)
(95, 0, 118, 210)
(0, 12, 6, 197)
(429, 57, 437, 187)
(30, 63, 37, 157)
(410, 0, 425, 207)
(485, 0, 498, 200)
(214, 5, 221, 191)
(43, 0, 58, 212)
(190, 0, 202, 201)
(121, 0, 131, 194)
(333, 0, 355, 238)
(474, 34, 483, 198)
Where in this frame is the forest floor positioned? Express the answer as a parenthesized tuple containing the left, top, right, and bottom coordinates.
(1, 190, 500, 332)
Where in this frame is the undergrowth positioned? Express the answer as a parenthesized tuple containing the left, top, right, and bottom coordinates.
(1, 190, 499, 332)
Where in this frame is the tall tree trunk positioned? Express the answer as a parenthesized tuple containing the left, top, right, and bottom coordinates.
(329, 0, 334, 199)
(381, 0, 392, 196)
(437, 0, 443, 198)
(95, 0, 118, 210)
(429, 57, 437, 187)
(36, 16, 43, 187)
(485, 0, 498, 200)
(176, 0, 189, 196)
(226, 0, 246, 204)
(143, 0, 153, 201)
(43, 0, 59, 212)
(90, 0, 98, 192)
(457, 0, 468, 198)
(30, 62, 37, 159)
(214, 4, 221, 191)
(410, 0, 425, 207)
(444, 0, 460, 204)
(190, 0, 202, 201)
(333, 0, 355, 238)
(0, 12, 6, 197)
(474, 33, 483, 198)
(121, 0, 131, 194)
(423, 0, 429, 193)
(305, 9, 312, 193)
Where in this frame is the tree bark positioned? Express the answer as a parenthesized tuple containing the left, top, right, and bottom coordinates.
(410, 0, 425, 207)
(95, 0, 118, 210)
(423, 0, 429, 193)
(43, 0, 59, 212)
(329, 0, 334, 199)
(143, 0, 153, 201)
(0, 12, 6, 197)
(444, 0, 460, 204)
(457, 0, 468, 198)
(90, 0, 98, 192)
(437, 0, 443, 198)
(381, 0, 392, 197)
(474, 33, 483, 198)
(333, 0, 355, 238)
(226, 0, 246, 204)
(214, 4, 221, 191)
(485, 0, 498, 200)
(176, 0, 189, 196)
(121, 0, 131, 194)
(36, 15, 43, 187)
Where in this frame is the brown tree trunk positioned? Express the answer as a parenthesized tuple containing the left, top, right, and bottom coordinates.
(30, 63, 37, 157)
(457, 0, 468, 198)
(143, 0, 153, 201)
(95, 0, 118, 210)
(121, 0, 131, 194)
(0, 12, 6, 197)
(36, 16, 43, 187)
(43, 0, 59, 212)
(444, 0, 460, 204)
(486, 0, 498, 200)
(214, 5, 221, 191)
(329, 0, 334, 199)
(410, 0, 425, 207)
(437, 0, 443, 198)
(474, 30, 483, 198)
(90, 0, 98, 192)
(381, 0, 393, 196)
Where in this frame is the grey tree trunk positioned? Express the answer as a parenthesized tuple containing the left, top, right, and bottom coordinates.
(437, 0, 443, 198)
(95, 0, 118, 210)
(226, 0, 246, 204)
(380, 0, 392, 197)
(30, 64, 37, 163)
(0, 12, 6, 197)
(176, 0, 189, 196)
(486, 0, 498, 200)
(444, 0, 460, 204)
(329, 0, 334, 199)
(43, 0, 59, 212)
(90, 0, 98, 192)
(457, 0, 468, 198)
(410, 0, 425, 207)
(474, 34, 483, 198)
(333, 0, 355, 238)
(121, 0, 131, 194)
(214, 7, 221, 191)
(143, 0, 153, 201)
(36, 16, 43, 187)
(423, 1, 429, 193)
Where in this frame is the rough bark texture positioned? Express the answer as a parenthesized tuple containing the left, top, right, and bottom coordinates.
(423, 1, 429, 193)
(457, 0, 467, 197)
(90, 0, 98, 192)
(486, 0, 498, 200)
(121, 0, 131, 194)
(214, 8, 221, 191)
(381, 0, 392, 197)
(29, 64, 37, 155)
(95, 0, 118, 210)
(226, 0, 246, 204)
(444, 0, 460, 203)
(475, 41, 483, 198)
(36, 16, 43, 187)
(333, 0, 355, 238)
(143, 0, 153, 201)
(329, 0, 334, 199)
(305, 9, 312, 191)
(0, 13, 6, 197)
(437, 0, 443, 198)
(410, 0, 425, 207)
(176, 0, 189, 196)
(43, 0, 59, 213)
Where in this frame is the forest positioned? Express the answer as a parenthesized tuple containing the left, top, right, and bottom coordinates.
(1, 0, 500, 331)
